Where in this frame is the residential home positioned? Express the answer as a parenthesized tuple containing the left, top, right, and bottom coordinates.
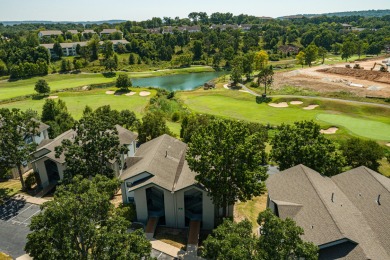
(240, 24, 253, 31)
(39, 42, 87, 58)
(266, 165, 390, 260)
(11, 120, 50, 179)
(67, 30, 79, 35)
(82, 29, 96, 36)
(100, 28, 123, 39)
(120, 134, 217, 230)
(32, 125, 137, 189)
(38, 30, 63, 38)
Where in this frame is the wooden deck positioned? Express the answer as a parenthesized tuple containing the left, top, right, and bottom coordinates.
(187, 220, 201, 245)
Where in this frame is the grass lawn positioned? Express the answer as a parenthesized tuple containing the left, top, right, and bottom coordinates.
(0, 73, 115, 101)
(234, 193, 268, 234)
(0, 252, 12, 260)
(317, 114, 390, 141)
(177, 87, 390, 141)
(0, 88, 155, 120)
(0, 179, 22, 203)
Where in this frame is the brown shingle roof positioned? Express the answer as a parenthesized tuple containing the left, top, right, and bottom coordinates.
(115, 125, 137, 145)
(39, 30, 63, 36)
(100, 29, 122, 34)
(267, 165, 390, 259)
(120, 134, 197, 192)
(67, 30, 78, 34)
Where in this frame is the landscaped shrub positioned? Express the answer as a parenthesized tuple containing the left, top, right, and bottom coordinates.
(250, 82, 258, 88)
(116, 203, 137, 222)
(171, 112, 180, 122)
(25, 171, 37, 190)
(256, 96, 272, 104)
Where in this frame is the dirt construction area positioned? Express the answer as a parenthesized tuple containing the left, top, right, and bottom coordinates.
(274, 57, 390, 98)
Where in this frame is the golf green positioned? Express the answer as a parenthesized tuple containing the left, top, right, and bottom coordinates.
(316, 114, 390, 141)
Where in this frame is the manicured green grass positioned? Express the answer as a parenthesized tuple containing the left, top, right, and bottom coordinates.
(0, 88, 155, 119)
(317, 114, 390, 141)
(0, 73, 115, 101)
(0, 180, 22, 202)
(178, 87, 390, 141)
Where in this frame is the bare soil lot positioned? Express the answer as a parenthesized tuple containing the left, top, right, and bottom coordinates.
(274, 57, 390, 98)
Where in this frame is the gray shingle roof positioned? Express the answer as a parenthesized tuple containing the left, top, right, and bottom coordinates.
(120, 134, 197, 192)
(267, 165, 390, 259)
(115, 125, 137, 145)
(100, 29, 122, 34)
(67, 30, 78, 34)
(39, 30, 63, 36)
(32, 119, 50, 133)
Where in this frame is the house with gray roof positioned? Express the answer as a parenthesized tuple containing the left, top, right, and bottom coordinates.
(266, 165, 390, 260)
(31, 125, 137, 189)
(120, 134, 215, 230)
(38, 30, 63, 38)
(100, 28, 123, 39)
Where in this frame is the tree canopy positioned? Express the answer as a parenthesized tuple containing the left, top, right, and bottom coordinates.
(137, 111, 172, 144)
(186, 119, 268, 216)
(34, 79, 50, 95)
(271, 121, 345, 176)
(25, 175, 152, 260)
(55, 113, 126, 182)
(202, 209, 318, 260)
(0, 108, 38, 189)
(41, 99, 74, 138)
(116, 74, 132, 91)
(340, 137, 385, 171)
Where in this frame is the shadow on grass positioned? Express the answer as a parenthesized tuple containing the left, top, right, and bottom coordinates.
(32, 95, 48, 100)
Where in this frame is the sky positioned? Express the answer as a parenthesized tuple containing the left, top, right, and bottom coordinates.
(0, 0, 389, 21)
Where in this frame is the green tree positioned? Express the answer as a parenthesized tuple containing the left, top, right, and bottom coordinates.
(0, 59, 7, 76)
(138, 111, 172, 144)
(55, 114, 126, 182)
(304, 43, 318, 67)
(192, 40, 203, 61)
(340, 137, 385, 171)
(243, 52, 255, 81)
(102, 40, 114, 59)
(230, 56, 244, 85)
(356, 40, 368, 58)
(116, 74, 132, 91)
(88, 35, 100, 60)
(296, 51, 306, 67)
(25, 175, 152, 260)
(53, 42, 63, 59)
(0, 108, 38, 190)
(341, 40, 356, 61)
(257, 66, 274, 96)
(129, 53, 136, 65)
(270, 121, 345, 176)
(202, 219, 255, 260)
(318, 47, 327, 64)
(34, 79, 50, 95)
(257, 209, 318, 260)
(186, 119, 268, 216)
(254, 50, 269, 70)
(41, 99, 74, 138)
(104, 57, 117, 72)
(180, 114, 215, 143)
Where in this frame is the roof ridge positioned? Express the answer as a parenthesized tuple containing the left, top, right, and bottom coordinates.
(362, 167, 390, 193)
(171, 146, 187, 192)
(300, 165, 347, 241)
(146, 135, 167, 170)
(37, 129, 74, 151)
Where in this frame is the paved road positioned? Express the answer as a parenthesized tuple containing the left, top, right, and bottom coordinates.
(0, 198, 40, 258)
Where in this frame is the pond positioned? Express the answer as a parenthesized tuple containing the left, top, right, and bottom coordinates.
(132, 71, 226, 91)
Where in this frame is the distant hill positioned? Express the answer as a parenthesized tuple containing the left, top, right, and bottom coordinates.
(0, 20, 126, 26)
(279, 9, 390, 19)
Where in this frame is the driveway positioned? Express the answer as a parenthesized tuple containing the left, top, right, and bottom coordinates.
(0, 196, 41, 258)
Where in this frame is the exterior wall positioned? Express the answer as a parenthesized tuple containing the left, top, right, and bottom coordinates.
(33, 131, 45, 145)
(133, 187, 148, 224)
(33, 157, 65, 188)
(164, 190, 176, 227)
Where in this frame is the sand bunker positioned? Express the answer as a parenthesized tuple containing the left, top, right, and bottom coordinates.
(386, 143, 390, 147)
(47, 96, 58, 99)
(303, 105, 319, 110)
(139, 91, 151, 96)
(320, 127, 339, 134)
(290, 101, 303, 105)
(105, 91, 115, 95)
(223, 84, 230, 89)
(125, 92, 137, 96)
(268, 102, 289, 108)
